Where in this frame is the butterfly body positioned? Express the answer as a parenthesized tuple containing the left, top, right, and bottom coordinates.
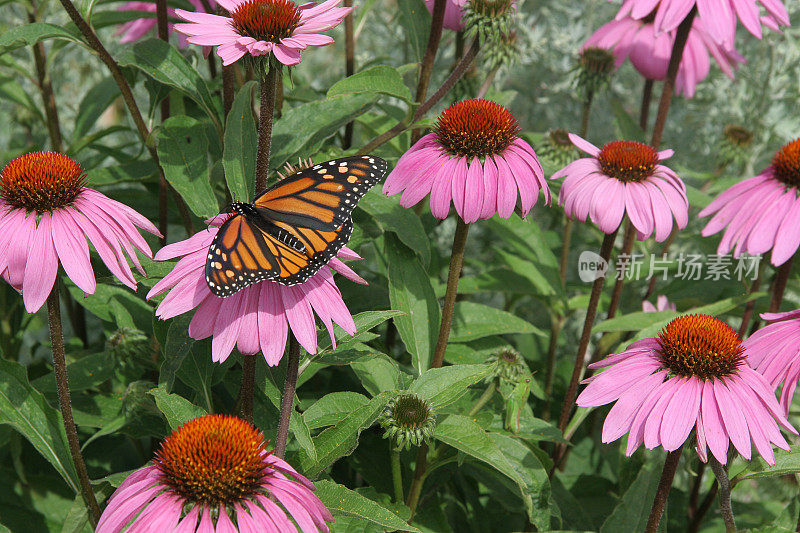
(205, 156, 387, 297)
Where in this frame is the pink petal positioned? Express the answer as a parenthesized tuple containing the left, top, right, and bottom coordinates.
(23, 214, 59, 313)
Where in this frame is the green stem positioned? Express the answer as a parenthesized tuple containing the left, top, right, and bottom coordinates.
(274, 335, 300, 458)
(47, 289, 101, 526)
(640, 79, 654, 132)
(238, 354, 256, 424)
(650, 8, 696, 149)
(543, 315, 565, 421)
(409, 0, 447, 145)
(709, 457, 736, 532)
(605, 220, 635, 322)
(405, 444, 428, 519)
(342, 0, 355, 148)
(556, 230, 618, 432)
(476, 67, 499, 99)
(391, 446, 404, 503)
(469, 381, 497, 416)
(580, 90, 594, 138)
(644, 447, 684, 533)
(431, 218, 471, 369)
(768, 257, 793, 313)
(552, 229, 618, 471)
(28, 0, 63, 153)
(357, 39, 479, 155)
(559, 217, 574, 287)
(737, 265, 763, 338)
(255, 63, 280, 193)
(56, 0, 194, 236)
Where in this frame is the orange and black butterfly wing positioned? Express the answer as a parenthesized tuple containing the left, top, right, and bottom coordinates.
(253, 155, 387, 231)
(267, 217, 354, 285)
(205, 213, 285, 296)
(205, 214, 354, 296)
(204, 156, 385, 296)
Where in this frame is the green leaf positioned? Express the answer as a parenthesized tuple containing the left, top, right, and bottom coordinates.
(734, 445, 800, 480)
(156, 115, 218, 217)
(434, 415, 527, 495)
(396, 0, 431, 63)
(327, 65, 413, 102)
(223, 81, 257, 201)
(386, 235, 440, 374)
(592, 310, 677, 334)
(149, 387, 207, 430)
(351, 354, 402, 396)
(300, 391, 396, 477)
(315, 480, 422, 532)
(270, 94, 377, 168)
(73, 77, 119, 140)
(158, 315, 195, 393)
(359, 190, 431, 266)
(304, 392, 370, 430)
(317, 310, 405, 352)
(255, 367, 317, 462)
(176, 341, 230, 397)
(118, 38, 221, 130)
(67, 282, 153, 331)
(409, 364, 491, 409)
(0, 23, 84, 54)
(611, 98, 646, 142)
(86, 160, 157, 187)
(600, 458, 666, 533)
(629, 293, 766, 342)
(313, 345, 381, 366)
(0, 75, 43, 122)
(31, 353, 114, 394)
(0, 358, 79, 493)
(489, 434, 554, 530)
(449, 302, 545, 342)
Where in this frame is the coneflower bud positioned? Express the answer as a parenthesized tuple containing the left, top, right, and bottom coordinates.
(379, 394, 436, 450)
(463, 0, 518, 69)
(108, 327, 153, 379)
(487, 347, 529, 384)
(538, 128, 577, 168)
(575, 47, 615, 98)
(716, 124, 754, 169)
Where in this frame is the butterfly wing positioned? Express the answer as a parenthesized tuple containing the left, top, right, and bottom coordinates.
(205, 156, 385, 297)
(253, 155, 387, 231)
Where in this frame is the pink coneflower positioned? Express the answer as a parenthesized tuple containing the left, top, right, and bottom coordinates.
(424, 0, 468, 31)
(642, 295, 677, 312)
(552, 134, 688, 241)
(0, 152, 159, 313)
(577, 314, 797, 465)
(97, 414, 333, 532)
(584, 16, 745, 97)
(743, 309, 800, 413)
(116, 0, 212, 47)
(615, 0, 790, 46)
(699, 139, 800, 266)
(174, 0, 352, 67)
(146, 215, 362, 364)
(383, 99, 549, 222)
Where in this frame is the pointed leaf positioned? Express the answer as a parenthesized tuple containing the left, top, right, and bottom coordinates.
(315, 480, 422, 532)
(0, 358, 79, 492)
(386, 235, 440, 373)
(223, 81, 257, 201)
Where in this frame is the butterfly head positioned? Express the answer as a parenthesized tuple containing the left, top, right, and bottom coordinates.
(229, 200, 258, 218)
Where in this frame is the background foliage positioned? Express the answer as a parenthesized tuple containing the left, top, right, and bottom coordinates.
(2, 0, 800, 531)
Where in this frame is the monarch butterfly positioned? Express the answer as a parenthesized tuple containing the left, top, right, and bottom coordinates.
(205, 155, 387, 297)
